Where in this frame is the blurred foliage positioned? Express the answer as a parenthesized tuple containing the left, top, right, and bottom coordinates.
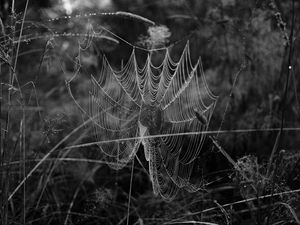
(1, 0, 300, 224)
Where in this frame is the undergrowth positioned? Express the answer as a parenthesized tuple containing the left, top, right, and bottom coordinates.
(1, 0, 300, 225)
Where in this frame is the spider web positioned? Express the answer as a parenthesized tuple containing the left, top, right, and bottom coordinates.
(87, 42, 218, 200)
(3, 13, 219, 201)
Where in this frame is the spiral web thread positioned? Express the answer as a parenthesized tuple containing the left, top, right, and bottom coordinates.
(88, 42, 218, 200)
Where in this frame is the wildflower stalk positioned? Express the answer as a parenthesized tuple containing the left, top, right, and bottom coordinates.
(267, 0, 295, 224)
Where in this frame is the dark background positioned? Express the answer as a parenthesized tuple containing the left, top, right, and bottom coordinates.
(1, 0, 300, 224)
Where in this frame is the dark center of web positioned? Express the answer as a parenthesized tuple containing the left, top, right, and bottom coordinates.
(139, 104, 164, 135)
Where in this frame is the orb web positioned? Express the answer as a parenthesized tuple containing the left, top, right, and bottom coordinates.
(87, 42, 218, 200)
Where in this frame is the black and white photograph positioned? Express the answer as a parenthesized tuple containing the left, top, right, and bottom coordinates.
(0, 0, 300, 224)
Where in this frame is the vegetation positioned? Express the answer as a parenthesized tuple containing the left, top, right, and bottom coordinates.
(0, 0, 300, 224)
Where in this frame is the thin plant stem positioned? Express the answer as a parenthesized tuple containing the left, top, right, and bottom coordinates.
(168, 188, 300, 222)
(63, 127, 300, 150)
(8, 114, 98, 201)
(267, 1, 295, 224)
(13, 0, 30, 73)
(126, 158, 135, 225)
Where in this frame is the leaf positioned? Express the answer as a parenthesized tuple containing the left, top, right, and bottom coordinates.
(115, 11, 155, 25)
